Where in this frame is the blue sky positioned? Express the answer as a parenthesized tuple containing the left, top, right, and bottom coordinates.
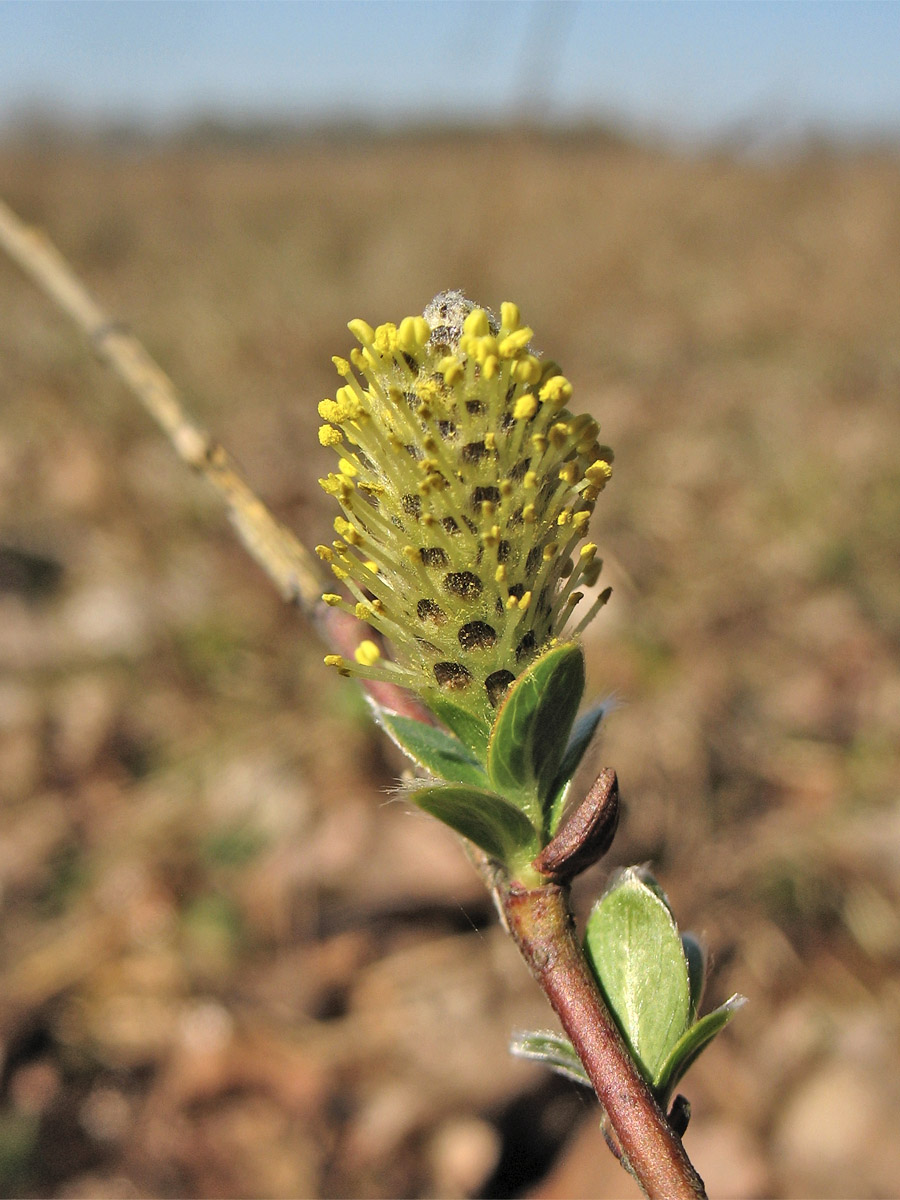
(1, 1, 898, 143)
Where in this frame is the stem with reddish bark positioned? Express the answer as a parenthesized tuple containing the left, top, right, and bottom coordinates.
(502, 880, 707, 1200)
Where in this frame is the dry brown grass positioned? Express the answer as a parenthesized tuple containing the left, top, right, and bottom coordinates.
(1, 130, 899, 1198)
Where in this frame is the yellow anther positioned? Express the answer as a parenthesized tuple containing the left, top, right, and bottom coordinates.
(539, 375, 573, 406)
(549, 422, 571, 446)
(514, 393, 538, 420)
(506, 595, 519, 610)
(338, 457, 358, 477)
(402, 546, 421, 564)
(397, 315, 430, 353)
(566, 591, 584, 607)
(315, 544, 333, 561)
(495, 564, 507, 583)
(348, 318, 375, 344)
(500, 479, 513, 497)
(482, 354, 499, 379)
(463, 308, 490, 338)
(416, 378, 442, 404)
(518, 591, 532, 611)
(557, 510, 573, 526)
(523, 470, 538, 489)
(374, 322, 399, 354)
(363, 560, 379, 574)
(523, 503, 536, 523)
(500, 301, 520, 331)
(559, 462, 579, 485)
(513, 355, 541, 384)
(331, 565, 348, 580)
(498, 327, 534, 357)
(318, 425, 343, 447)
(580, 543, 598, 560)
(350, 347, 367, 371)
(585, 459, 613, 488)
(322, 593, 343, 606)
(354, 640, 382, 667)
(484, 432, 497, 451)
(332, 356, 352, 377)
(542, 543, 559, 561)
(438, 356, 464, 385)
(354, 602, 372, 620)
(324, 653, 347, 668)
(572, 510, 591, 530)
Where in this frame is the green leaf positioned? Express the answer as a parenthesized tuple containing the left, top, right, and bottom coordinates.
(379, 711, 489, 787)
(583, 868, 692, 1087)
(654, 994, 747, 1102)
(546, 700, 610, 834)
(487, 643, 585, 812)
(510, 1030, 591, 1087)
(409, 784, 538, 864)
(423, 693, 491, 763)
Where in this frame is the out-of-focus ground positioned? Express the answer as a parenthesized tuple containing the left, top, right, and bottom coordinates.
(1, 127, 899, 1199)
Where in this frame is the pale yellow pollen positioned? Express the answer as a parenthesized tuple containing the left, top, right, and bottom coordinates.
(315, 545, 333, 561)
(518, 591, 532, 611)
(332, 356, 352, 377)
(338, 457, 358, 477)
(318, 425, 343, 447)
(495, 565, 507, 583)
(482, 355, 499, 378)
(322, 593, 343, 606)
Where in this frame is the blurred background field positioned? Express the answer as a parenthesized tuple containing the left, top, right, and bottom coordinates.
(2, 5, 900, 1198)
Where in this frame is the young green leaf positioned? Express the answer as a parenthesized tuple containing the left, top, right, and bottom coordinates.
(487, 643, 585, 811)
(378, 710, 489, 787)
(584, 868, 692, 1087)
(424, 693, 491, 764)
(408, 784, 538, 865)
(546, 701, 610, 834)
(654, 994, 747, 1102)
(510, 1030, 591, 1087)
